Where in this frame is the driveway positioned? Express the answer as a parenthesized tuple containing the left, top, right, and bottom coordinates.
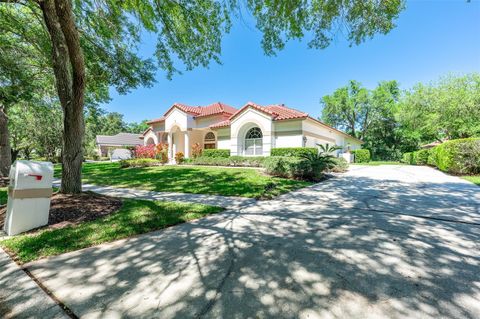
(27, 165, 480, 318)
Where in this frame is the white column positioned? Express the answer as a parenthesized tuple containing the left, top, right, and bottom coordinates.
(167, 133, 172, 161)
(184, 131, 190, 158)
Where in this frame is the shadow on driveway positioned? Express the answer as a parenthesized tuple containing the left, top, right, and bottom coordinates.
(27, 165, 480, 318)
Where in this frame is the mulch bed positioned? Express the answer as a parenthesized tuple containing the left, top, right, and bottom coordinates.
(0, 192, 122, 231)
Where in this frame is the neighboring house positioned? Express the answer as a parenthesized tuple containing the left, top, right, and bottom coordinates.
(95, 133, 143, 157)
(143, 102, 363, 160)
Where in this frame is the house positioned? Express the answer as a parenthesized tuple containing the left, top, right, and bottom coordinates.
(143, 102, 363, 160)
(96, 133, 143, 157)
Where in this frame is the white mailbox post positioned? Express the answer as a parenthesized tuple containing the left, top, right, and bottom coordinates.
(3, 160, 54, 236)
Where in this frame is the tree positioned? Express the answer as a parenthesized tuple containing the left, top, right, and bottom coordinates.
(1, 0, 405, 192)
(0, 4, 52, 176)
(321, 80, 371, 139)
(398, 74, 480, 143)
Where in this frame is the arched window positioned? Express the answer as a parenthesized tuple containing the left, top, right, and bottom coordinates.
(146, 137, 155, 145)
(204, 132, 216, 149)
(244, 127, 263, 155)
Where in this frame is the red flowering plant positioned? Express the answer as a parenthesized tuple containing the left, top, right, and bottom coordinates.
(155, 143, 169, 164)
(191, 143, 203, 158)
(135, 145, 156, 158)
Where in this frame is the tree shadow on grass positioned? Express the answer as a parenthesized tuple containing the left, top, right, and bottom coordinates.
(26, 172, 480, 318)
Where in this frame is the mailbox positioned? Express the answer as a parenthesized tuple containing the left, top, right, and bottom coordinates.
(3, 160, 54, 236)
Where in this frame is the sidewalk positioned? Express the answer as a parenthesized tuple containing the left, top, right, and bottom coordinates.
(53, 180, 257, 209)
(0, 248, 67, 319)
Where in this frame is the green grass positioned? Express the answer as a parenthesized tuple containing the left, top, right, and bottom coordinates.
(55, 162, 311, 198)
(351, 161, 405, 166)
(0, 187, 6, 205)
(0, 199, 223, 263)
(462, 175, 480, 186)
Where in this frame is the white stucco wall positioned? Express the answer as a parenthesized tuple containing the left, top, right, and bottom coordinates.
(273, 120, 303, 148)
(195, 115, 229, 129)
(165, 108, 189, 131)
(143, 130, 158, 145)
(216, 128, 231, 150)
(230, 108, 273, 156)
(302, 118, 362, 155)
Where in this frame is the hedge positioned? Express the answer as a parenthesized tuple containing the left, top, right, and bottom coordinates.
(326, 157, 349, 173)
(403, 138, 480, 174)
(270, 147, 317, 157)
(119, 158, 162, 168)
(263, 156, 313, 180)
(187, 156, 265, 167)
(352, 149, 371, 163)
(201, 149, 230, 158)
(431, 138, 480, 174)
(401, 152, 414, 164)
(415, 149, 430, 165)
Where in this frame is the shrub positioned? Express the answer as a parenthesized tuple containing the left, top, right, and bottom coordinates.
(401, 152, 413, 164)
(135, 145, 156, 158)
(271, 147, 317, 157)
(352, 149, 371, 163)
(189, 156, 266, 167)
(155, 143, 169, 164)
(327, 157, 349, 173)
(427, 147, 439, 167)
(189, 156, 230, 166)
(433, 138, 480, 174)
(175, 152, 185, 164)
(263, 156, 313, 180)
(191, 143, 202, 158)
(228, 156, 266, 167)
(119, 158, 161, 168)
(415, 149, 430, 165)
(202, 149, 230, 158)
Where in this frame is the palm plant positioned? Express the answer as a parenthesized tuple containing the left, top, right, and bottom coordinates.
(300, 143, 341, 180)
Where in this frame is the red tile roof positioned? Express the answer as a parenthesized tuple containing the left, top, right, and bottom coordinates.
(146, 116, 165, 124)
(227, 102, 308, 121)
(163, 102, 236, 117)
(147, 102, 236, 124)
(210, 119, 231, 129)
(208, 102, 362, 143)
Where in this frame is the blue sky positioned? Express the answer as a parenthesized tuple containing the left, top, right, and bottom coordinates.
(103, 0, 480, 123)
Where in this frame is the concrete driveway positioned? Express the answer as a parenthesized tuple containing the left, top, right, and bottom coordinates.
(27, 165, 480, 318)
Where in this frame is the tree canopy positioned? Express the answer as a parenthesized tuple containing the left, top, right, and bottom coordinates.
(0, 0, 405, 191)
(320, 73, 480, 160)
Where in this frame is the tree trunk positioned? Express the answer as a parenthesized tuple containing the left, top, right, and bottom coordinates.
(0, 106, 12, 177)
(41, 0, 86, 193)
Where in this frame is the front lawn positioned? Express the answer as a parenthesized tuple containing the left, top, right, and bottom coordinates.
(462, 175, 480, 186)
(0, 187, 6, 205)
(55, 162, 312, 198)
(0, 199, 223, 263)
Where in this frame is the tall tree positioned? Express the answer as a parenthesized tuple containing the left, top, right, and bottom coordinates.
(321, 80, 371, 139)
(398, 73, 480, 143)
(0, 4, 51, 176)
(1, 0, 405, 192)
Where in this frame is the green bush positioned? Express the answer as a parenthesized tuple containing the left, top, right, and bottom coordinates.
(427, 147, 439, 167)
(189, 156, 230, 166)
(326, 157, 349, 173)
(202, 149, 230, 158)
(401, 152, 413, 164)
(352, 149, 371, 163)
(271, 147, 317, 157)
(432, 138, 480, 174)
(414, 149, 430, 165)
(119, 158, 162, 168)
(228, 156, 266, 167)
(263, 156, 313, 180)
(189, 156, 266, 167)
